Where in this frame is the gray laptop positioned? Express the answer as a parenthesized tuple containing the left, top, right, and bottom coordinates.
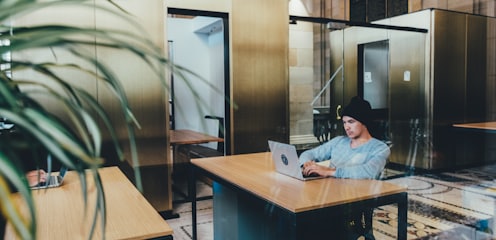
(31, 155, 68, 190)
(268, 140, 326, 181)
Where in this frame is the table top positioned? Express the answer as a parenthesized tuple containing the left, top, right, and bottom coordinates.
(5, 167, 173, 240)
(170, 129, 224, 145)
(192, 152, 406, 213)
(452, 121, 496, 131)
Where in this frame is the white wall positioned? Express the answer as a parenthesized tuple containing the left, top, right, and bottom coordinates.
(167, 17, 225, 147)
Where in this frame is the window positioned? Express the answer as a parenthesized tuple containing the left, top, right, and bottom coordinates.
(350, 0, 407, 22)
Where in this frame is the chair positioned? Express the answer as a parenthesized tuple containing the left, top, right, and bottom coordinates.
(187, 115, 225, 158)
(355, 141, 393, 240)
(343, 166, 387, 240)
(378, 140, 394, 180)
(172, 116, 224, 204)
(371, 119, 394, 180)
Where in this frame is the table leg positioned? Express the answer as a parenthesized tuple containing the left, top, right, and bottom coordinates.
(172, 146, 213, 204)
(171, 145, 191, 204)
(397, 192, 408, 240)
(190, 165, 197, 240)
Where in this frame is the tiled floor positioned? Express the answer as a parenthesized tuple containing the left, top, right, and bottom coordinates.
(166, 164, 496, 240)
(167, 181, 213, 240)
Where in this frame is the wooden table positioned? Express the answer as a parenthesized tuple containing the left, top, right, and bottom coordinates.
(170, 129, 224, 145)
(190, 152, 408, 240)
(452, 121, 496, 167)
(4, 167, 173, 240)
(169, 129, 224, 205)
(453, 121, 496, 132)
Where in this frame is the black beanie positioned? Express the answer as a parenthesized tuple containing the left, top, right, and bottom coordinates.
(341, 96, 372, 127)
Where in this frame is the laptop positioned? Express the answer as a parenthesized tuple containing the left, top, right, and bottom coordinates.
(31, 155, 68, 190)
(268, 140, 326, 181)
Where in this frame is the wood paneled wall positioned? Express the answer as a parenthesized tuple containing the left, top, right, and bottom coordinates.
(231, 0, 289, 154)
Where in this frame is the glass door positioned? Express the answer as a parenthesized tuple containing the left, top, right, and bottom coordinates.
(289, 15, 427, 172)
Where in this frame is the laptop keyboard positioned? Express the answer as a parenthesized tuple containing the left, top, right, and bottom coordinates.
(33, 176, 58, 188)
(46, 176, 59, 186)
(303, 172, 320, 178)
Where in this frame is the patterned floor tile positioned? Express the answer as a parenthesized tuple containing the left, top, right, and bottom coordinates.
(167, 164, 496, 240)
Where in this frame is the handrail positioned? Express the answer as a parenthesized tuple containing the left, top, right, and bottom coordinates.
(310, 64, 343, 106)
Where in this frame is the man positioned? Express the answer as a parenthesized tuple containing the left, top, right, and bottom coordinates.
(300, 96, 389, 179)
(299, 96, 390, 240)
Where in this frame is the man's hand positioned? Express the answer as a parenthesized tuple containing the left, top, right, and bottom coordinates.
(302, 161, 336, 177)
(26, 170, 47, 187)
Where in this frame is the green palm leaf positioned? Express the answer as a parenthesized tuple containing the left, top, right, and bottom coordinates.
(0, 0, 233, 239)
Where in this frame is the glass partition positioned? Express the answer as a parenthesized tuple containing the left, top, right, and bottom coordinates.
(288, 19, 343, 150)
(289, 16, 427, 173)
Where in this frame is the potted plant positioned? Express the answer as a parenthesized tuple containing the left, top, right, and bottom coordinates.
(0, 0, 211, 239)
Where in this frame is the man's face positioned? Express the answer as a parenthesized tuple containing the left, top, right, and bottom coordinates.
(342, 116, 366, 139)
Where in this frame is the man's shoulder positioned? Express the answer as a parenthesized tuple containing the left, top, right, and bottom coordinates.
(369, 137, 389, 147)
(331, 135, 349, 141)
(368, 138, 391, 156)
(328, 135, 350, 145)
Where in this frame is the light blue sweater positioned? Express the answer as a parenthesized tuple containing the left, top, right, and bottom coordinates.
(299, 136, 390, 179)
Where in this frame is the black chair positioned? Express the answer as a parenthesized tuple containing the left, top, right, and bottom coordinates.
(187, 115, 225, 158)
(173, 115, 224, 204)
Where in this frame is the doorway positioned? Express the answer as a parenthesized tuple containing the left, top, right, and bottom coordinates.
(167, 8, 230, 154)
(358, 40, 390, 140)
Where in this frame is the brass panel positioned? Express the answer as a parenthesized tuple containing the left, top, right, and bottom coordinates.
(167, 0, 231, 12)
(388, 29, 426, 168)
(466, 14, 487, 122)
(454, 14, 488, 167)
(15, 2, 172, 212)
(12, 5, 98, 125)
(376, 10, 432, 169)
(95, 2, 171, 212)
(95, 1, 168, 141)
(432, 10, 466, 124)
(117, 137, 171, 212)
(231, 0, 289, 153)
(430, 10, 467, 169)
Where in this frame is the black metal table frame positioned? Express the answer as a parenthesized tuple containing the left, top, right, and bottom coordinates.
(171, 145, 213, 205)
